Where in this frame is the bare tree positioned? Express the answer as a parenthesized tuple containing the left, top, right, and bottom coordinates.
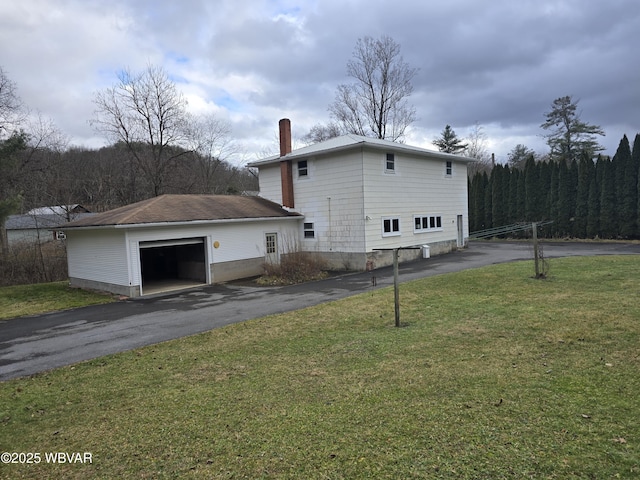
(465, 123, 490, 160)
(329, 36, 417, 142)
(0, 67, 26, 137)
(185, 113, 240, 193)
(301, 122, 343, 145)
(91, 64, 192, 197)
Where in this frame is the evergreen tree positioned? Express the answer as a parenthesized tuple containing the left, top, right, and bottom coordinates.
(556, 160, 572, 236)
(508, 168, 521, 224)
(633, 134, 640, 236)
(615, 135, 637, 238)
(524, 156, 539, 220)
(491, 164, 507, 228)
(599, 158, 617, 238)
(540, 95, 605, 163)
(538, 160, 552, 220)
(477, 172, 488, 230)
(548, 161, 559, 232)
(483, 171, 493, 229)
(586, 169, 600, 238)
(574, 153, 593, 237)
(433, 125, 468, 154)
(516, 167, 526, 223)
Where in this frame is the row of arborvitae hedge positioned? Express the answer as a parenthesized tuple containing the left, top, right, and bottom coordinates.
(469, 133, 640, 239)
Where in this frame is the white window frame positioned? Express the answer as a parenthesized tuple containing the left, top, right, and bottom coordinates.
(385, 153, 395, 173)
(413, 215, 443, 233)
(445, 160, 453, 176)
(382, 216, 401, 237)
(297, 159, 308, 177)
(303, 222, 315, 239)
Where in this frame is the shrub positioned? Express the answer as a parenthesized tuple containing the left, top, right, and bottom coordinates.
(0, 241, 68, 287)
(259, 251, 328, 285)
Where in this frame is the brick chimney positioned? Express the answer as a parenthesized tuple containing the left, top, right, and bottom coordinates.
(279, 118, 294, 208)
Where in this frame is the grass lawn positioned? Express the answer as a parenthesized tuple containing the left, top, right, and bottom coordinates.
(0, 256, 638, 479)
(0, 282, 114, 321)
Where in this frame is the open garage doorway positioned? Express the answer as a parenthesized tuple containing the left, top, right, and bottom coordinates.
(139, 238, 207, 295)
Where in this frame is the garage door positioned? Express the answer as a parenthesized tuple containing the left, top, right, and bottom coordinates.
(139, 238, 206, 288)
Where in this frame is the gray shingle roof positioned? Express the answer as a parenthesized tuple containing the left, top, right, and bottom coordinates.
(62, 195, 301, 228)
(5, 213, 95, 230)
(247, 133, 477, 167)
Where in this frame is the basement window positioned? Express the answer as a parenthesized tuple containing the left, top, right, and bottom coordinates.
(382, 216, 401, 237)
(303, 222, 315, 239)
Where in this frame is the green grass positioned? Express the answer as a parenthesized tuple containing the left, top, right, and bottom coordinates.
(0, 256, 639, 479)
(0, 281, 114, 320)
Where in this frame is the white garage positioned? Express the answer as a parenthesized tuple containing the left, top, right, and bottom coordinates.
(62, 195, 302, 297)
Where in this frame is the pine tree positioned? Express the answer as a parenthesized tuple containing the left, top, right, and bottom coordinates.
(540, 95, 605, 163)
(433, 125, 468, 154)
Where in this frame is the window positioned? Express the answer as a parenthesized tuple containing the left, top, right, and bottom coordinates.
(265, 233, 277, 254)
(413, 215, 443, 233)
(382, 216, 401, 237)
(385, 153, 395, 172)
(303, 222, 315, 239)
(445, 161, 452, 176)
(298, 160, 308, 177)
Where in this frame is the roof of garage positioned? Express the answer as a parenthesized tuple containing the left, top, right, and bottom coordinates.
(62, 194, 301, 228)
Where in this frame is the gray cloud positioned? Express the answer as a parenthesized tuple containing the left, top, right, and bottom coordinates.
(0, 0, 637, 162)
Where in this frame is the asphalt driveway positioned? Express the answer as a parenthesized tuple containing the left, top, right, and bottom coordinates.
(1, 241, 638, 381)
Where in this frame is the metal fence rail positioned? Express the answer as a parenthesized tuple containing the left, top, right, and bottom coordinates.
(469, 221, 554, 239)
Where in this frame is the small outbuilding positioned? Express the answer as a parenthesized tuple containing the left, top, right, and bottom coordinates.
(61, 195, 301, 297)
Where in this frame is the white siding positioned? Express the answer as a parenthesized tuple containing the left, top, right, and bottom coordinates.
(362, 147, 469, 251)
(125, 220, 299, 264)
(66, 229, 129, 286)
(291, 151, 366, 253)
(258, 165, 283, 205)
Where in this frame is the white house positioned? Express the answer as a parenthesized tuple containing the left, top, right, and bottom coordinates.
(61, 119, 473, 297)
(4, 205, 92, 245)
(247, 119, 475, 270)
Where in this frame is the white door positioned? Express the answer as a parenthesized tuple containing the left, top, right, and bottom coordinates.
(265, 233, 279, 264)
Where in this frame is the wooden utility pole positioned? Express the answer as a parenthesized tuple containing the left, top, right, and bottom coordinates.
(393, 248, 400, 327)
(532, 222, 540, 278)
(374, 246, 422, 327)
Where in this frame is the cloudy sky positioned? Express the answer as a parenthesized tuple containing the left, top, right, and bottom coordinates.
(1, 0, 638, 164)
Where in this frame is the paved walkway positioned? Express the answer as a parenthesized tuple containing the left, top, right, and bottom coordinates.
(1, 241, 638, 381)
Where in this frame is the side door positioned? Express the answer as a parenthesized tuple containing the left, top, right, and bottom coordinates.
(265, 233, 279, 264)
